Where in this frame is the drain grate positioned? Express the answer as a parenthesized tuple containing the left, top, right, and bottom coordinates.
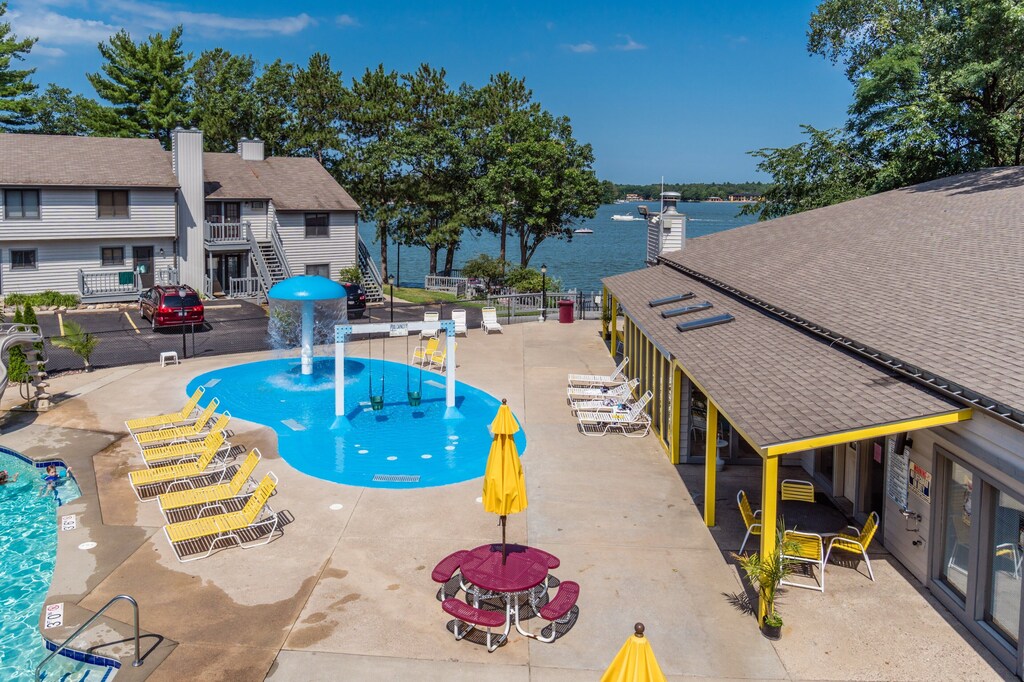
(373, 474, 421, 483)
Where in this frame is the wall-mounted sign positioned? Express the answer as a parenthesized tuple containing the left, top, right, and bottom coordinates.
(910, 463, 931, 502)
(886, 437, 909, 509)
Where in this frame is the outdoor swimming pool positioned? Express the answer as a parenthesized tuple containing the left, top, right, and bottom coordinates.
(0, 449, 81, 680)
(187, 357, 526, 488)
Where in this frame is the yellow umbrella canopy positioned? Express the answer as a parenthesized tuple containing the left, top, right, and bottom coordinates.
(482, 399, 527, 516)
(601, 623, 667, 682)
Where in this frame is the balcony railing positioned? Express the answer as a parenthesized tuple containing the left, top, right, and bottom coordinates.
(228, 276, 261, 298)
(204, 221, 250, 244)
(78, 269, 141, 302)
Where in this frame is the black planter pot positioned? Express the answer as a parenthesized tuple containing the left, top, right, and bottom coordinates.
(761, 618, 782, 641)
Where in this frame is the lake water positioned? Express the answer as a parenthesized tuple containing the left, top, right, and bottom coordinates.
(357, 201, 758, 293)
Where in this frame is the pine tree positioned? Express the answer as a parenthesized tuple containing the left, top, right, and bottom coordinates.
(0, 1, 37, 130)
(292, 53, 345, 167)
(29, 84, 98, 136)
(253, 59, 297, 157)
(86, 26, 193, 148)
(190, 49, 257, 152)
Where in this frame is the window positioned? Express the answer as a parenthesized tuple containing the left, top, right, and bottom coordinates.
(940, 460, 973, 602)
(101, 247, 125, 266)
(97, 190, 129, 218)
(4, 189, 40, 219)
(305, 263, 330, 278)
(305, 213, 329, 238)
(10, 249, 37, 270)
(984, 488, 1022, 646)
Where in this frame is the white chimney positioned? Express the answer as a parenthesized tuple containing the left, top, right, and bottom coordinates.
(646, 191, 686, 265)
(171, 127, 205, 290)
(238, 137, 265, 161)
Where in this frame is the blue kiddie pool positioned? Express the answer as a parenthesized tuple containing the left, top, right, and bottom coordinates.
(187, 357, 526, 488)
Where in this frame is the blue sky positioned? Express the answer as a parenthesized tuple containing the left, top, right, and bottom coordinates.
(8, 0, 853, 183)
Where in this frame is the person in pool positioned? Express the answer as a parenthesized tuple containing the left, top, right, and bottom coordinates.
(40, 464, 72, 496)
(0, 469, 20, 484)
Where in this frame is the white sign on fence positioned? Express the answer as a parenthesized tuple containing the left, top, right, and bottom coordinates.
(886, 436, 909, 509)
(388, 323, 409, 337)
(60, 514, 77, 531)
(44, 602, 64, 629)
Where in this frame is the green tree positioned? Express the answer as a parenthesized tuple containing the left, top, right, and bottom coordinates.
(190, 48, 257, 152)
(504, 265, 560, 293)
(6, 305, 27, 384)
(50, 319, 99, 371)
(461, 254, 508, 291)
(86, 26, 193, 147)
(0, 1, 36, 129)
(253, 59, 297, 157)
(29, 84, 98, 136)
(292, 52, 345, 166)
(339, 64, 409, 281)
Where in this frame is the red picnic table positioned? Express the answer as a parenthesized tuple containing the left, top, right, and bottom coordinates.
(460, 544, 556, 639)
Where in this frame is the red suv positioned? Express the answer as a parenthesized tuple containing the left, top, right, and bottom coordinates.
(139, 285, 205, 329)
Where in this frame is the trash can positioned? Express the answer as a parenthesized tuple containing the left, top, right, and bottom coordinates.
(558, 299, 574, 324)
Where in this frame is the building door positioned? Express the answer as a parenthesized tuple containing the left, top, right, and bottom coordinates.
(857, 438, 887, 534)
(223, 202, 241, 224)
(133, 246, 154, 288)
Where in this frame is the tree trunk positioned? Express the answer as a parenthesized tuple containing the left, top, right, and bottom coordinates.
(443, 243, 457, 275)
(519, 228, 529, 267)
(499, 213, 507, 273)
(379, 233, 389, 282)
(428, 244, 439, 275)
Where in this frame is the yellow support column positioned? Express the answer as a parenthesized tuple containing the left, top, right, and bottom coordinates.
(704, 402, 718, 526)
(601, 287, 609, 339)
(758, 456, 780, 622)
(609, 294, 618, 358)
(669, 364, 682, 464)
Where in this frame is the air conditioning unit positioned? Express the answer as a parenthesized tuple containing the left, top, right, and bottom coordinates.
(250, 201, 265, 209)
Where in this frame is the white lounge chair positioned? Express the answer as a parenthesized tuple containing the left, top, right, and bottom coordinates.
(566, 378, 639, 403)
(576, 391, 651, 437)
(451, 309, 468, 336)
(420, 312, 440, 339)
(482, 307, 503, 334)
(571, 389, 652, 414)
(567, 358, 629, 388)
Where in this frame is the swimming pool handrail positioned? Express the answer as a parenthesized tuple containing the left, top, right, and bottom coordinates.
(36, 593, 143, 679)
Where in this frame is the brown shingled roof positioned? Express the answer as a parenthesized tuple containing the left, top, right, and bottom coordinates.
(603, 266, 961, 450)
(203, 152, 269, 200)
(0, 134, 177, 188)
(202, 153, 359, 211)
(661, 166, 1024, 413)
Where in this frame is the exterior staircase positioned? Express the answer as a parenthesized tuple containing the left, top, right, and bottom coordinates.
(358, 240, 385, 303)
(257, 242, 288, 287)
(246, 223, 291, 302)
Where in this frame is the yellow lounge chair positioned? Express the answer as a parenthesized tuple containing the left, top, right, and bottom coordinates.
(125, 386, 205, 433)
(163, 473, 279, 562)
(412, 337, 439, 366)
(141, 428, 227, 467)
(428, 342, 456, 371)
(159, 448, 261, 519)
(129, 436, 230, 500)
(133, 399, 222, 446)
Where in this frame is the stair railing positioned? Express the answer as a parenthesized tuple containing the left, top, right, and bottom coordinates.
(36, 594, 143, 680)
(246, 223, 273, 298)
(357, 239, 384, 302)
(268, 220, 292, 279)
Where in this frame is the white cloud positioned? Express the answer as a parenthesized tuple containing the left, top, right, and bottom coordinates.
(7, 9, 117, 45)
(336, 14, 359, 28)
(32, 45, 68, 58)
(101, 0, 314, 36)
(565, 42, 596, 53)
(612, 34, 646, 51)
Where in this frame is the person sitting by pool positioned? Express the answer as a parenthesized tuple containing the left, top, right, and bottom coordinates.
(0, 469, 19, 484)
(39, 465, 72, 497)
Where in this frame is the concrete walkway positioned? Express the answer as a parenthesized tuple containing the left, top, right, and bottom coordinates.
(2, 320, 1011, 680)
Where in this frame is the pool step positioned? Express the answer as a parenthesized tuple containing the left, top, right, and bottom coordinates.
(280, 419, 305, 431)
(372, 474, 420, 483)
(425, 380, 445, 389)
(38, 656, 116, 681)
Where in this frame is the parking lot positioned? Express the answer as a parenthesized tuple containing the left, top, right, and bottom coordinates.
(33, 299, 491, 374)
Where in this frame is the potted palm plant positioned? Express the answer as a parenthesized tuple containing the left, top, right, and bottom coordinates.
(733, 527, 795, 640)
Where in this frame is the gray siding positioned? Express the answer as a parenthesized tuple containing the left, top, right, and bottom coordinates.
(276, 210, 357, 279)
(242, 201, 269, 240)
(0, 188, 175, 240)
(1, 239, 176, 295)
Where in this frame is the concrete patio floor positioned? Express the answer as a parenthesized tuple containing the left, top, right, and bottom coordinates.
(2, 319, 1014, 680)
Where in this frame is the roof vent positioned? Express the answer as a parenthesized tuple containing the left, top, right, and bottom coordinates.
(648, 293, 694, 307)
(661, 302, 712, 318)
(676, 314, 734, 332)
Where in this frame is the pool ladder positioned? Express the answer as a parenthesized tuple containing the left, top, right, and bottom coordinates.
(36, 594, 143, 680)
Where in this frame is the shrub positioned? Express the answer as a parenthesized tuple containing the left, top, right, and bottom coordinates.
(337, 266, 362, 285)
(461, 254, 508, 291)
(50, 319, 99, 371)
(504, 266, 561, 293)
(7, 306, 28, 383)
(4, 291, 80, 308)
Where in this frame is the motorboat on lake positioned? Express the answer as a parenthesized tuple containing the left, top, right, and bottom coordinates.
(573, 228, 594, 234)
(611, 214, 643, 222)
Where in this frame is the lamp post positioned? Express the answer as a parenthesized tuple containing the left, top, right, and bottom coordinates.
(388, 274, 395, 323)
(541, 263, 548, 321)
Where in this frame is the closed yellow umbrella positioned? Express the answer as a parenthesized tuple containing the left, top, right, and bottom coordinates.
(601, 623, 667, 682)
(482, 399, 527, 563)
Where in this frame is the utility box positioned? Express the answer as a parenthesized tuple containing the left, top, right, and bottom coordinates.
(558, 299, 574, 324)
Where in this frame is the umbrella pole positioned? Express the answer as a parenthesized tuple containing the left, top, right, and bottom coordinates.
(501, 515, 507, 565)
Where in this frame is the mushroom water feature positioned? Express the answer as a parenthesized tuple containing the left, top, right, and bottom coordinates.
(267, 275, 349, 378)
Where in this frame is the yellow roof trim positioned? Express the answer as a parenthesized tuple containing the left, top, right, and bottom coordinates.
(763, 408, 973, 457)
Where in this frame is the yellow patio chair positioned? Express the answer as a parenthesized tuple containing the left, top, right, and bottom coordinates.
(781, 530, 826, 592)
(412, 337, 440, 367)
(428, 342, 456, 371)
(781, 479, 815, 502)
(158, 448, 262, 517)
(133, 399, 222, 446)
(737, 489, 762, 554)
(824, 511, 879, 581)
(141, 428, 228, 467)
(125, 386, 205, 433)
(128, 436, 231, 500)
(163, 473, 279, 562)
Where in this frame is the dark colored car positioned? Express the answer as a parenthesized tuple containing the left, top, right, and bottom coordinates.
(139, 285, 205, 329)
(342, 282, 366, 319)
